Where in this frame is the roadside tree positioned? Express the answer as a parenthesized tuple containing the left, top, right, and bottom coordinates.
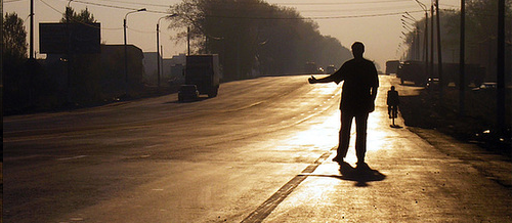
(167, 0, 351, 80)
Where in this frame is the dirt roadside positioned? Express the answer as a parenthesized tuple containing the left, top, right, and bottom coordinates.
(390, 76, 511, 159)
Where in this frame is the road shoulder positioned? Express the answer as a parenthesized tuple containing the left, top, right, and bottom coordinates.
(409, 127, 512, 189)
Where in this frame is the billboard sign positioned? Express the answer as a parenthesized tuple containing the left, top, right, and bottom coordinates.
(40, 23, 101, 54)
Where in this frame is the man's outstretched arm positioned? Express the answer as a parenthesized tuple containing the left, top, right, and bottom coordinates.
(308, 75, 337, 84)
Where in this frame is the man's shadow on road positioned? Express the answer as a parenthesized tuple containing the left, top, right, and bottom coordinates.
(304, 162, 386, 187)
(165, 97, 208, 104)
(338, 162, 386, 187)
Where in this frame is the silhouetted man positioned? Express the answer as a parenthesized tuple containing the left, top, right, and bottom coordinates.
(308, 42, 379, 167)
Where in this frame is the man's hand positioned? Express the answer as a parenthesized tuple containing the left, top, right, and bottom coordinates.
(308, 76, 317, 84)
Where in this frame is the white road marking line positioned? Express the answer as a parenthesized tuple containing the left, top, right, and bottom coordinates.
(57, 155, 88, 161)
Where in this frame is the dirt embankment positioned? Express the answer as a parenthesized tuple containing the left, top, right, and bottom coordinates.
(394, 81, 511, 159)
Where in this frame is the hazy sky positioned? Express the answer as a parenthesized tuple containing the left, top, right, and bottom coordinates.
(4, 0, 461, 69)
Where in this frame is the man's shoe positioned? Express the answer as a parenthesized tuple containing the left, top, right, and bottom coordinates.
(332, 155, 343, 163)
(356, 162, 369, 170)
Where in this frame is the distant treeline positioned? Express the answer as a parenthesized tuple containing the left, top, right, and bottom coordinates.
(168, 0, 352, 80)
(2, 1, 354, 114)
(402, 0, 512, 81)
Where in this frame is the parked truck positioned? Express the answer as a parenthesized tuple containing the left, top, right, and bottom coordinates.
(385, 60, 400, 75)
(397, 60, 426, 86)
(179, 55, 221, 101)
(397, 60, 485, 87)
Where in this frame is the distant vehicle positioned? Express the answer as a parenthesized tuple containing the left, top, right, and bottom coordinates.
(385, 60, 400, 75)
(472, 82, 497, 91)
(425, 77, 440, 90)
(397, 60, 426, 86)
(480, 82, 497, 89)
(305, 62, 323, 74)
(181, 54, 220, 102)
(178, 85, 199, 101)
(397, 61, 485, 87)
(325, 65, 336, 74)
(442, 63, 485, 87)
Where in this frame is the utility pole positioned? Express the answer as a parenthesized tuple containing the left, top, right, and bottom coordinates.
(416, 24, 420, 60)
(187, 27, 190, 55)
(157, 17, 163, 91)
(157, 21, 161, 91)
(413, 0, 428, 80)
(157, 14, 177, 91)
(124, 18, 128, 95)
(435, 0, 443, 101)
(66, 1, 73, 104)
(123, 8, 146, 96)
(161, 45, 163, 80)
(29, 0, 34, 59)
(497, 0, 505, 136)
(424, 9, 428, 78)
(1, 0, 4, 121)
(430, 3, 434, 86)
(459, 0, 465, 116)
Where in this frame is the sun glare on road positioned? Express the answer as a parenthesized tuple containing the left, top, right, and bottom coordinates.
(311, 81, 341, 95)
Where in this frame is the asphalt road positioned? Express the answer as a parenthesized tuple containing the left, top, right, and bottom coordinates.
(3, 75, 511, 222)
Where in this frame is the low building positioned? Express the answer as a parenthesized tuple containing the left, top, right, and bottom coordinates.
(44, 44, 145, 101)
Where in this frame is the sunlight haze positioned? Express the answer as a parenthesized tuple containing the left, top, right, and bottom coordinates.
(4, 0, 461, 70)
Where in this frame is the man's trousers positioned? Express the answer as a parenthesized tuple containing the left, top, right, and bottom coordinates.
(337, 111, 369, 163)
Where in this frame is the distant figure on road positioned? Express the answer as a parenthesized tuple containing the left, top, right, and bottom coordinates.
(387, 86, 399, 119)
(308, 42, 379, 168)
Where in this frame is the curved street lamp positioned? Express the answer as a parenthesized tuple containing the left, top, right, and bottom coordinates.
(156, 14, 178, 91)
(123, 8, 146, 96)
(411, 0, 429, 77)
(401, 14, 421, 61)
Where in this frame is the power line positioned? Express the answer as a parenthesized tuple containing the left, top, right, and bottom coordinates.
(294, 10, 426, 19)
(38, 0, 123, 30)
(161, 0, 412, 7)
(127, 27, 154, 34)
(278, 0, 412, 6)
(300, 5, 419, 14)
(98, 0, 169, 8)
(196, 1, 418, 14)
(40, 0, 427, 22)
(203, 9, 425, 20)
(72, 0, 421, 15)
(35, 0, 465, 19)
(195, 1, 422, 17)
(39, 0, 63, 14)
(73, 0, 169, 14)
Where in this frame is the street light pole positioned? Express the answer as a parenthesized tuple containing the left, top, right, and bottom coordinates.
(66, 0, 74, 103)
(412, 0, 429, 80)
(29, 0, 34, 59)
(459, 0, 466, 116)
(157, 16, 164, 92)
(123, 8, 146, 96)
(497, 0, 506, 136)
(430, 3, 434, 88)
(405, 12, 421, 61)
(435, 0, 443, 99)
(156, 14, 177, 92)
(402, 14, 421, 61)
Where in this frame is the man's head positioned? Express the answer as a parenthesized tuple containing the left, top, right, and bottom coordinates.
(351, 42, 365, 59)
